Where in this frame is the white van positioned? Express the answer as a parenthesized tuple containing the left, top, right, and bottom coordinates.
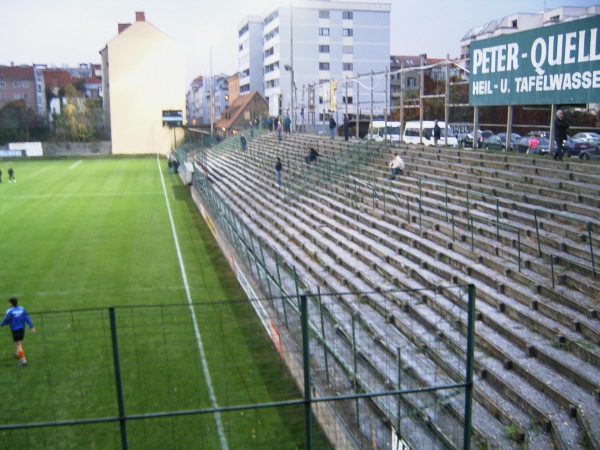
(366, 121, 402, 143)
(403, 121, 458, 147)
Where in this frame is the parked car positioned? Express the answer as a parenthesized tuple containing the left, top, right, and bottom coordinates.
(562, 135, 596, 158)
(463, 130, 494, 148)
(526, 130, 549, 138)
(495, 132, 522, 151)
(572, 132, 600, 149)
(514, 136, 551, 155)
(482, 135, 505, 150)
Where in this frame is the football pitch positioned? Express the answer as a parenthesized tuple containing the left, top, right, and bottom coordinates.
(0, 157, 331, 449)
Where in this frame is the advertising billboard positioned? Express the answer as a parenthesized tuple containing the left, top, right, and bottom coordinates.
(469, 15, 600, 106)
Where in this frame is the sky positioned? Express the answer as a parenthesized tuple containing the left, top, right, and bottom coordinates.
(1, 0, 597, 85)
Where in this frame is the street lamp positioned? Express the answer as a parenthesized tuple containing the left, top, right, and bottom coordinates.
(284, 64, 294, 132)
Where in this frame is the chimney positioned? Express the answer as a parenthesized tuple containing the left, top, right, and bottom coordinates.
(118, 23, 131, 34)
(136, 11, 145, 22)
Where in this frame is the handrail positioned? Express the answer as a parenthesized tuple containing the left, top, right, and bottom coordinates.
(533, 208, 595, 276)
(466, 190, 500, 239)
(468, 215, 522, 272)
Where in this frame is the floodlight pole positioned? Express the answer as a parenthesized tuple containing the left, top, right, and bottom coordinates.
(289, 0, 295, 132)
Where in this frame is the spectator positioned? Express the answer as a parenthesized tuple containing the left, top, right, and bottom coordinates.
(8, 166, 15, 183)
(527, 136, 539, 154)
(553, 109, 569, 161)
(284, 115, 291, 134)
(240, 134, 247, 151)
(277, 121, 283, 141)
(433, 119, 441, 146)
(343, 114, 349, 141)
(305, 146, 320, 164)
(329, 116, 337, 139)
(275, 157, 283, 188)
(388, 152, 405, 180)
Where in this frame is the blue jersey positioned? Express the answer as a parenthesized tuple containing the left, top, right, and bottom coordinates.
(1, 306, 34, 331)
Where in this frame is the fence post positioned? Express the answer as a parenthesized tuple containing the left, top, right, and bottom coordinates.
(300, 295, 313, 450)
(463, 285, 476, 450)
(396, 347, 402, 435)
(109, 308, 128, 450)
(352, 313, 360, 424)
(587, 223, 596, 276)
(317, 288, 330, 384)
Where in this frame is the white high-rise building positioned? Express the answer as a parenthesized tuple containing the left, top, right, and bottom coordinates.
(238, 0, 391, 131)
(238, 15, 265, 96)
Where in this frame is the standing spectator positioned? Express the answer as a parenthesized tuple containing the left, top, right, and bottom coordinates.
(277, 121, 283, 141)
(0, 168, 2, 183)
(284, 115, 291, 134)
(527, 136, 540, 154)
(553, 109, 569, 161)
(388, 152, 405, 180)
(240, 134, 247, 151)
(329, 116, 337, 139)
(1, 297, 35, 366)
(343, 114, 349, 141)
(275, 157, 283, 188)
(433, 119, 441, 146)
(8, 166, 15, 183)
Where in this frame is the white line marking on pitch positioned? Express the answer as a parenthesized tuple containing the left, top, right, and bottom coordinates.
(69, 160, 83, 169)
(156, 155, 229, 450)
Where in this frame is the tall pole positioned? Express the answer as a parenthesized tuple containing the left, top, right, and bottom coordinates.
(400, 62, 405, 137)
(384, 66, 389, 143)
(289, 1, 295, 132)
(444, 54, 450, 142)
(419, 55, 425, 144)
(355, 75, 360, 139)
(210, 47, 214, 140)
(370, 71, 374, 129)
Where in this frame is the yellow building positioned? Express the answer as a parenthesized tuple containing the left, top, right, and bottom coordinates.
(100, 12, 185, 155)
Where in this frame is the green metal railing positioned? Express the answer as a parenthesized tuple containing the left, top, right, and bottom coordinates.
(534, 208, 596, 276)
(468, 215, 522, 272)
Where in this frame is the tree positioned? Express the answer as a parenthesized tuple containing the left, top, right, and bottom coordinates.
(53, 84, 99, 142)
(0, 100, 49, 144)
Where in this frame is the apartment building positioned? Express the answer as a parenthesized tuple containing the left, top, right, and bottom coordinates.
(238, 15, 264, 96)
(100, 11, 185, 154)
(0, 64, 46, 116)
(238, 0, 391, 130)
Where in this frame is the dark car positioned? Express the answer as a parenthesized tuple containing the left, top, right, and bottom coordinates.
(482, 135, 505, 150)
(495, 132, 522, 151)
(514, 136, 551, 155)
(463, 130, 495, 148)
(562, 136, 597, 159)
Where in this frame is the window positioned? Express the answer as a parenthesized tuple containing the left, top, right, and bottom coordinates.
(14, 81, 21, 88)
(264, 47, 274, 58)
(319, 62, 330, 70)
(319, 11, 329, 19)
(407, 77, 417, 87)
(343, 63, 353, 71)
(319, 28, 329, 36)
(0, 81, 5, 88)
(342, 29, 353, 37)
(23, 93, 30, 100)
(14, 93, 21, 99)
(343, 11, 353, 20)
(511, 20, 517, 28)
(343, 96, 353, 104)
(550, 15, 560, 22)
(23, 81, 29, 88)
(0, 93, 6, 100)
(319, 45, 330, 53)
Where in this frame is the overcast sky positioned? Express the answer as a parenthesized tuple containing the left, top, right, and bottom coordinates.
(0, 0, 596, 85)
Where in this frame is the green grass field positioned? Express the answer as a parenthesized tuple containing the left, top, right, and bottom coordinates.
(0, 157, 331, 449)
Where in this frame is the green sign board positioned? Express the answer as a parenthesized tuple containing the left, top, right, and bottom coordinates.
(469, 15, 600, 106)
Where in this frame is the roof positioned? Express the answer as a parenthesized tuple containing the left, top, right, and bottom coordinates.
(43, 69, 74, 88)
(215, 91, 267, 130)
(0, 65, 35, 79)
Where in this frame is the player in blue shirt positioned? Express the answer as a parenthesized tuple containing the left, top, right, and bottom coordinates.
(1, 297, 35, 366)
